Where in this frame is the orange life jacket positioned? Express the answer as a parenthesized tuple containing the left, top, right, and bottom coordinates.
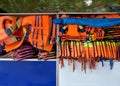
(85, 26, 105, 41)
(22, 15, 56, 51)
(60, 14, 87, 41)
(0, 16, 17, 42)
(0, 16, 24, 52)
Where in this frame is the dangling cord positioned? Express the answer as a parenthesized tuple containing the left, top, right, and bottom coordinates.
(83, 58, 86, 73)
(73, 59, 75, 72)
(66, 41, 71, 66)
(60, 41, 65, 68)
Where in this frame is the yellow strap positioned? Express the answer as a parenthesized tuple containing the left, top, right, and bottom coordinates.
(108, 41, 111, 45)
(89, 35, 94, 41)
(16, 19, 21, 28)
(111, 41, 114, 46)
(63, 25, 67, 30)
(88, 42, 93, 47)
(10, 36, 21, 43)
(102, 41, 105, 46)
(96, 41, 99, 46)
(106, 41, 109, 45)
(79, 25, 83, 29)
(71, 41, 73, 45)
(11, 37, 17, 42)
(84, 42, 87, 47)
(9, 25, 15, 33)
(113, 41, 116, 46)
(99, 41, 102, 45)
(76, 42, 79, 46)
(23, 28, 27, 35)
(91, 35, 94, 41)
(61, 41, 64, 45)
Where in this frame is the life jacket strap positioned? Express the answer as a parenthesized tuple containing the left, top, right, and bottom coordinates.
(16, 19, 22, 29)
(11, 36, 21, 42)
(4, 24, 15, 35)
(4, 19, 22, 36)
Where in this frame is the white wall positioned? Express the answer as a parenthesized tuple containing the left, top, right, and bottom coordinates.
(59, 60, 120, 86)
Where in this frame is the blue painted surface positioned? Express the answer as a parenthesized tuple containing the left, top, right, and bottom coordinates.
(0, 61, 56, 86)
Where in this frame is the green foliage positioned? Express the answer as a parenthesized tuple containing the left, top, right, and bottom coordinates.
(0, 0, 120, 12)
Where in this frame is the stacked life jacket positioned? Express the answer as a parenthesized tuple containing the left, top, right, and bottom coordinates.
(59, 15, 86, 41)
(96, 14, 120, 18)
(58, 14, 120, 72)
(58, 40, 120, 71)
(0, 16, 25, 52)
(59, 14, 105, 41)
(22, 15, 56, 51)
(0, 15, 56, 60)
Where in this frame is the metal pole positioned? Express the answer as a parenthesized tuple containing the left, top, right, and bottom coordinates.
(0, 12, 119, 15)
(0, 13, 57, 15)
(56, 12, 60, 86)
(57, 12, 120, 14)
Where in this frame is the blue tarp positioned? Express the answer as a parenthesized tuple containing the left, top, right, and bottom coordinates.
(53, 18, 120, 28)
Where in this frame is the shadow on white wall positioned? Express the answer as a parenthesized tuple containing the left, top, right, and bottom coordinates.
(59, 60, 120, 86)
